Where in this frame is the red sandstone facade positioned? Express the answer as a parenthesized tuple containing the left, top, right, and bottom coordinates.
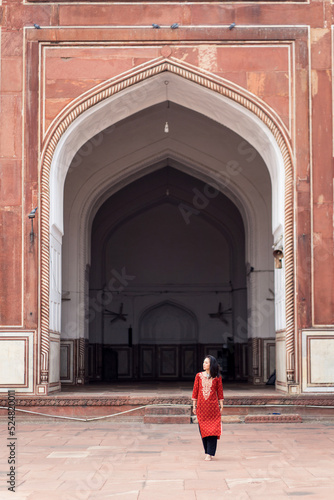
(0, 0, 333, 395)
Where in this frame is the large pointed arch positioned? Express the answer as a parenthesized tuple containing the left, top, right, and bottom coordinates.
(39, 57, 295, 389)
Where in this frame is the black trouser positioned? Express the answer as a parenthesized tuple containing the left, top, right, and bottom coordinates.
(202, 435, 218, 456)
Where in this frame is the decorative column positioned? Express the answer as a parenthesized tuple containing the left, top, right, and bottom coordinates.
(282, 146, 295, 386)
(38, 166, 51, 394)
(77, 337, 86, 384)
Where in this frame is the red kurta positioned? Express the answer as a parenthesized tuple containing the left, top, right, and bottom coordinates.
(192, 372, 224, 438)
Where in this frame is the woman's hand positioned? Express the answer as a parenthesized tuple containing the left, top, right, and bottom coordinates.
(220, 403, 224, 414)
(193, 406, 197, 415)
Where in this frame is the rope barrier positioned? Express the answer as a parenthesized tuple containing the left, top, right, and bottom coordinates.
(1, 402, 334, 422)
(0, 404, 191, 422)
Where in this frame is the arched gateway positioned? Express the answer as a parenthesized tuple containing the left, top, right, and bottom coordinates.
(39, 58, 295, 395)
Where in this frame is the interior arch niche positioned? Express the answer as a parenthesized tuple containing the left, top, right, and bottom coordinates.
(139, 301, 198, 380)
(140, 302, 198, 345)
(88, 166, 249, 381)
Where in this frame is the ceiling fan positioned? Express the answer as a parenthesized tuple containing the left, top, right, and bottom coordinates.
(208, 303, 232, 324)
(105, 303, 128, 324)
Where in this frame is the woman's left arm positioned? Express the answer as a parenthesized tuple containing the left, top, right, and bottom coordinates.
(217, 377, 224, 412)
(192, 373, 199, 414)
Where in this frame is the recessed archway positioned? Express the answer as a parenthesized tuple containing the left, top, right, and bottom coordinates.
(87, 166, 248, 382)
(40, 59, 294, 392)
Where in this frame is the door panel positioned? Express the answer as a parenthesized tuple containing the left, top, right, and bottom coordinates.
(140, 346, 155, 378)
(158, 346, 178, 378)
(181, 346, 197, 379)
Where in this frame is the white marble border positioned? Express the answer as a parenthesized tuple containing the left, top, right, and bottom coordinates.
(0, 331, 35, 393)
(302, 329, 334, 393)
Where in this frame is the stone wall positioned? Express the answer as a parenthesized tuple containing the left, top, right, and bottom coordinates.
(1, 0, 333, 394)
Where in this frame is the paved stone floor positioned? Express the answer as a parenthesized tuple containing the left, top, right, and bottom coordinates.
(1, 420, 334, 499)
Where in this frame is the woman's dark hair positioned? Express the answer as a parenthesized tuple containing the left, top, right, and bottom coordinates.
(204, 355, 221, 378)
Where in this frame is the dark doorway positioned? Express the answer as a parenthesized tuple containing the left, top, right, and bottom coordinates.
(88, 167, 247, 382)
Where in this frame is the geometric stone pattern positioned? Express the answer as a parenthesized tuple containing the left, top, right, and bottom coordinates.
(245, 414, 302, 423)
(1, 395, 334, 407)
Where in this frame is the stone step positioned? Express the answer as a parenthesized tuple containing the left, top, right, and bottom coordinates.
(144, 405, 192, 424)
(144, 414, 191, 424)
(144, 405, 190, 416)
(2, 393, 333, 423)
(245, 414, 302, 423)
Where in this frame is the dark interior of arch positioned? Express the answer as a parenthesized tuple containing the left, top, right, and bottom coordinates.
(88, 166, 248, 382)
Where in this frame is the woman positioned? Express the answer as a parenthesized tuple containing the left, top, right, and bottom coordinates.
(192, 355, 224, 461)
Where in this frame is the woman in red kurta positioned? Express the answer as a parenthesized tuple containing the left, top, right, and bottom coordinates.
(192, 355, 224, 460)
